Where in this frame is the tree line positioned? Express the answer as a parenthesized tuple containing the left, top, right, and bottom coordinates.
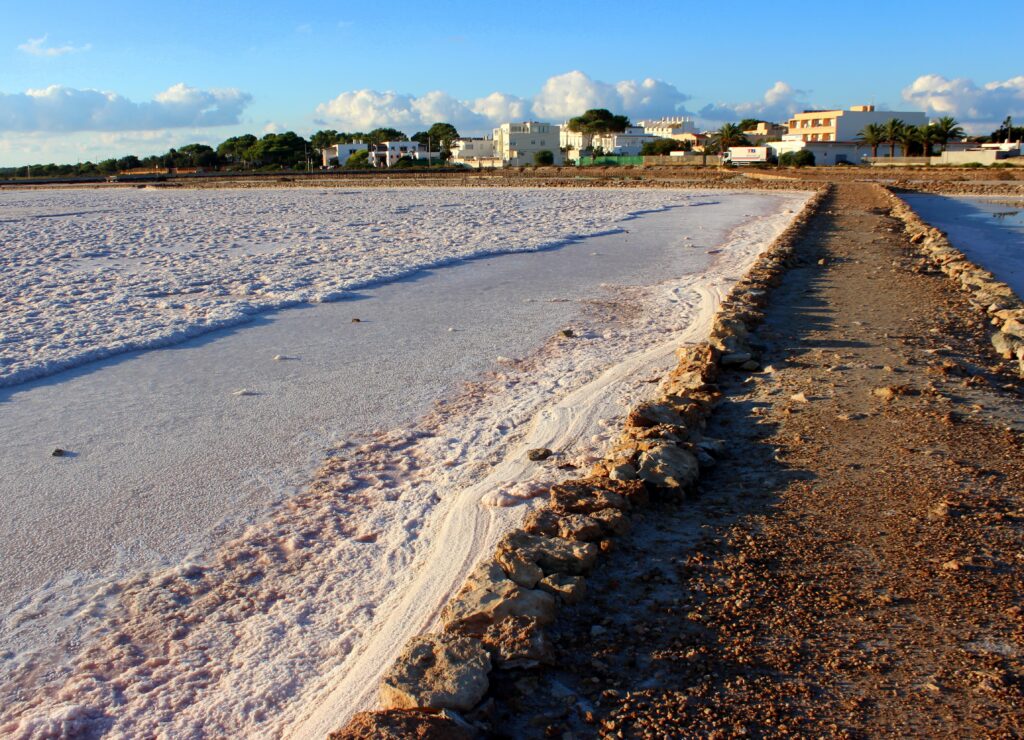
(0, 123, 464, 178)
(856, 116, 966, 158)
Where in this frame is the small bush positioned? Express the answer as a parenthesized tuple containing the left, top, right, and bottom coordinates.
(533, 150, 555, 166)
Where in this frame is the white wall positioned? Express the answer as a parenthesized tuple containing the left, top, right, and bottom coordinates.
(833, 110, 928, 141)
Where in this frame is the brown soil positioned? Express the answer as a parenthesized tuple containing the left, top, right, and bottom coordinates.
(486, 183, 1024, 738)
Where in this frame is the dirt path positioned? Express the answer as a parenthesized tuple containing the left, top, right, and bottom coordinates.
(487, 183, 1024, 738)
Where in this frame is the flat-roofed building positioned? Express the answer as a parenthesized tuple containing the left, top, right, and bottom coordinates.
(450, 137, 501, 168)
(493, 122, 563, 166)
(636, 117, 697, 137)
(322, 142, 368, 167)
(784, 105, 927, 143)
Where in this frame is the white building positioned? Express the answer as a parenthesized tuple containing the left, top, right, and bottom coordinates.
(636, 117, 697, 138)
(560, 127, 593, 155)
(783, 105, 927, 143)
(590, 128, 659, 156)
(367, 141, 440, 167)
(322, 141, 368, 167)
(450, 139, 497, 163)
(767, 139, 876, 166)
(493, 122, 563, 166)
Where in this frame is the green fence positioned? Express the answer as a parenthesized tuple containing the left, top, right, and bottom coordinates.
(576, 155, 644, 166)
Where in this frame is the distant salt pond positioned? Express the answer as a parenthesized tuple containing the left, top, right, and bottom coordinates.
(903, 194, 1024, 295)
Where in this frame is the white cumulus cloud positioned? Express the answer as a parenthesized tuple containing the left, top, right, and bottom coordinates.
(902, 74, 1024, 126)
(699, 81, 809, 124)
(0, 83, 253, 132)
(18, 35, 91, 57)
(315, 70, 692, 134)
(532, 70, 690, 120)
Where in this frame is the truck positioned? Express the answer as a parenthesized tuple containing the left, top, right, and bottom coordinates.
(723, 146, 771, 165)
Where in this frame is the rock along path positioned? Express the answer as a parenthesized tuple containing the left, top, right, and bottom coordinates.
(487, 183, 1024, 737)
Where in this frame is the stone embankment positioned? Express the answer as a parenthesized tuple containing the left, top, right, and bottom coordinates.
(883, 186, 1024, 376)
(327, 185, 831, 739)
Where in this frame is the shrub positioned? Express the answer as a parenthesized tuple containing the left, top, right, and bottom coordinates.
(533, 150, 555, 166)
(780, 150, 815, 167)
(792, 150, 815, 167)
(345, 150, 370, 168)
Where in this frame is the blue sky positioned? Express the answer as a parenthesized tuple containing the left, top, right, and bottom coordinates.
(1, 0, 1022, 165)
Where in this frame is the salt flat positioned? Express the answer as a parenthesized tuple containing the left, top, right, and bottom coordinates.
(0, 187, 694, 387)
(903, 194, 1024, 295)
(0, 186, 808, 738)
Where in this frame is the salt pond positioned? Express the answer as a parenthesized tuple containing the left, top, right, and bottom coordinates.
(903, 194, 1024, 295)
(0, 186, 808, 738)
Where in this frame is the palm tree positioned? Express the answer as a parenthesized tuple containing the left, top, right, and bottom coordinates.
(915, 124, 936, 158)
(857, 123, 885, 158)
(897, 125, 919, 158)
(932, 116, 965, 152)
(711, 123, 749, 154)
(882, 118, 906, 158)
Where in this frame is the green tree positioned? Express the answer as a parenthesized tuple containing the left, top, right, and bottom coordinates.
(345, 149, 370, 168)
(640, 139, 688, 156)
(882, 118, 905, 158)
(245, 132, 309, 168)
(116, 155, 141, 170)
(737, 118, 764, 131)
(984, 121, 1023, 144)
(710, 123, 749, 154)
(896, 125, 919, 157)
(310, 129, 340, 153)
(177, 143, 219, 167)
(914, 124, 936, 157)
(217, 134, 257, 167)
(533, 150, 555, 166)
(365, 128, 408, 145)
(566, 109, 631, 134)
(412, 122, 460, 157)
(857, 123, 885, 158)
(932, 116, 965, 151)
(779, 150, 815, 167)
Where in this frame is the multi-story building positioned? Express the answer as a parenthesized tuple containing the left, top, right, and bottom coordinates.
(493, 122, 563, 166)
(784, 105, 927, 143)
(322, 142, 368, 167)
(450, 137, 499, 167)
(367, 141, 439, 167)
(559, 127, 593, 155)
(636, 117, 697, 137)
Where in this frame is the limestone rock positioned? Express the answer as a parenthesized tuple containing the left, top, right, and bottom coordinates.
(494, 545, 544, 588)
(608, 463, 638, 482)
(1001, 318, 1024, 339)
(379, 633, 491, 712)
(480, 615, 552, 668)
(557, 513, 604, 542)
(549, 482, 628, 516)
(720, 351, 753, 367)
(991, 331, 1021, 358)
(538, 573, 587, 604)
(636, 444, 699, 489)
(495, 530, 598, 586)
(441, 567, 556, 636)
(589, 507, 631, 536)
(625, 403, 685, 429)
